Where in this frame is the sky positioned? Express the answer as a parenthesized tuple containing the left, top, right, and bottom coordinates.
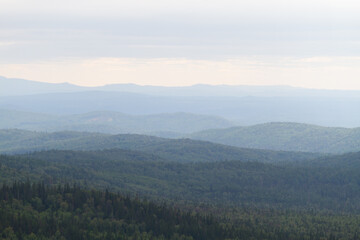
(0, 0, 360, 89)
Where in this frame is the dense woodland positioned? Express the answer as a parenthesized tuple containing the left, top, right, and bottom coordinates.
(0, 182, 228, 240)
(1, 182, 360, 240)
(1, 149, 360, 210)
(1, 130, 360, 239)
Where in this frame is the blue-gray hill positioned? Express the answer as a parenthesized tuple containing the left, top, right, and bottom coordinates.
(0, 129, 319, 163)
(189, 122, 360, 153)
(0, 109, 234, 134)
(2, 76, 360, 127)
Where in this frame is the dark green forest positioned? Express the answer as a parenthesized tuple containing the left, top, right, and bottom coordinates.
(2, 131, 360, 239)
(0, 181, 228, 240)
(2, 182, 360, 240)
(1, 150, 360, 211)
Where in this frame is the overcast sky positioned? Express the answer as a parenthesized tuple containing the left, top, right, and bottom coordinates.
(1, 0, 360, 89)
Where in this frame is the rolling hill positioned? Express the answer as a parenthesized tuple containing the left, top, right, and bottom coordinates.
(2, 76, 360, 127)
(0, 149, 359, 212)
(0, 109, 234, 135)
(1, 91, 360, 127)
(189, 122, 360, 153)
(0, 129, 319, 163)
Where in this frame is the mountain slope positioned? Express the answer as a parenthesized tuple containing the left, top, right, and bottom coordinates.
(0, 129, 319, 163)
(0, 182, 230, 240)
(190, 122, 360, 153)
(0, 129, 108, 153)
(298, 151, 360, 169)
(0, 150, 359, 211)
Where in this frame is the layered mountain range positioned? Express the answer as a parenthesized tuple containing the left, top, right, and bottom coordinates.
(2, 76, 360, 127)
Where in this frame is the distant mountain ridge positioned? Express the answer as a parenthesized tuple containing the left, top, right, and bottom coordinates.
(0, 76, 84, 96)
(2, 76, 360, 127)
(1, 91, 360, 127)
(189, 122, 360, 154)
(2, 75, 360, 98)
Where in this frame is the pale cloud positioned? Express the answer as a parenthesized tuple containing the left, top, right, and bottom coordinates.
(1, 0, 360, 89)
(0, 41, 18, 47)
(1, 1, 360, 62)
(1, 57, 360, 90)
(294, 57, 336, 63)
(2, 0, 359, 21)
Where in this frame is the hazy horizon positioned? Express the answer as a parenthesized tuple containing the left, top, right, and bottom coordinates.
(3, 75, 360, 91)
(2, 2, 360, 239)
(1, 0, 360, 89)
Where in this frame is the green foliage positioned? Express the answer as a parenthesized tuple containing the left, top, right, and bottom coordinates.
(1, 182, 360, 240)
(1, 150, 360, 212)
(0, 181, 228, 240)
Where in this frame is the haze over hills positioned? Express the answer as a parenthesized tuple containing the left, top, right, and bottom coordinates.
(0, 109, 234, 135)
(3, 0, 360, 238)
(190, 122, 360, 154)
(2, 109, 360, 154)
(2, 76, 360, 127)
(0, 76, 84, 96)
(1, 90, 360, 127)
(2, 79, 360, 238)
(2, 76, 360, 98)
(0, 129, 320, 163)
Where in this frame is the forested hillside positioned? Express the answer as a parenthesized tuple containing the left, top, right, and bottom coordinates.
(1, 77, 360, 239)
(2, 150, 360, 239)
(2, 181, 360, 240)
(0, 150, 359, 212)
(190, 122, 360, 153)
(0, 129, 319, 163)
(0, 182, 230, 240)
(0, 129, 108, 154)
